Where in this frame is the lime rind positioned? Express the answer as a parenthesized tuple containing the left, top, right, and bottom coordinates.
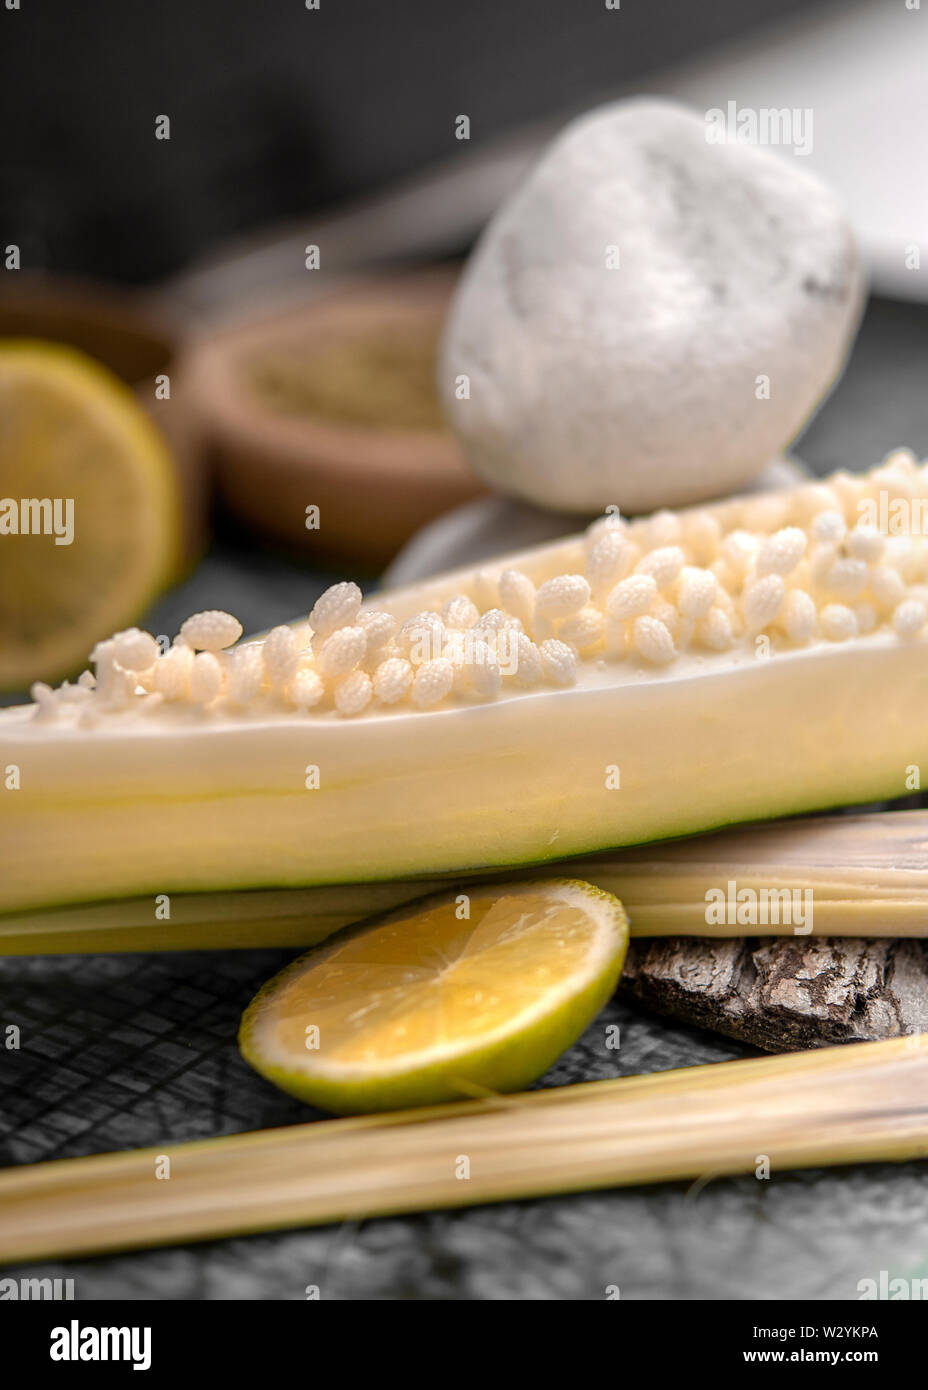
(238, 879, 629, 1115)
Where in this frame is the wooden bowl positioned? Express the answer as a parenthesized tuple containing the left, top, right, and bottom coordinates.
(181, 267, 483, 570)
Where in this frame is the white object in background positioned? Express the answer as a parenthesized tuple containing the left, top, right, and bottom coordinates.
(440, 100, 861, 516)
(653, 0, 928, 303)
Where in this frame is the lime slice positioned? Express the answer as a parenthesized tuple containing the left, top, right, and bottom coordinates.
(0, 340, 182, 689)
(239, 880, 629, 1114)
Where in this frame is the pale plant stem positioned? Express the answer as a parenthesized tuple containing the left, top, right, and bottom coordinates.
(2, 1034, 927, 1264)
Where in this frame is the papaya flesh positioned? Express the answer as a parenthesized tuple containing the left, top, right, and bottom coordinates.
(2, 452, 927, 919)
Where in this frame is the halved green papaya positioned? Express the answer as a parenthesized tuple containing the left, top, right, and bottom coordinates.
(2, 452, 927, 919)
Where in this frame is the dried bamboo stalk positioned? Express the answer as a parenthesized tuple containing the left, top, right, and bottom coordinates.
(2, 809, 928, 954)
(2, 1034, 927, 1264)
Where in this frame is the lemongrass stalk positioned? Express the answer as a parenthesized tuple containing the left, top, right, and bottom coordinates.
(2, 1034, 926, 1264)
(0, 882, 423, 955)
(2, 809, 928, 955)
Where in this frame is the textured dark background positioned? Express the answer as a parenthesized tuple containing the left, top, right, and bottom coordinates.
(3, 0, 928, 1300)
(3, 0, 820, 285)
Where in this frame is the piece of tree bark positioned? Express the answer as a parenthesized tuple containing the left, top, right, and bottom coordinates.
(620, 937, 928, 1051)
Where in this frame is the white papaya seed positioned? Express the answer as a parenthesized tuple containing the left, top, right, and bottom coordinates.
(289, 667, 325, 709)
(755, 528, 807, 577)
(742, 575, 786, 630)
(781, 589, 817, 644)
(533, 574, 591, 621)
(820, 604, 858, 642)
(676, 567, 717, 619)
(697, 607, 734, 652)
(373, 657, 414, 705)
(411, 659, 455, 709)
(892, 599, 928, 638)
(179, 610, 243, 652)
(224, 645, 265, 704)
(334, 670, 373, 717)
(632, 617, 675, 665)
(189, 652, 224, 704)
(497, 570, 536, 627)
(606, 574, 657, 620)
(539, 639, 578, 686)
(441, 594, 480, 631)
(635, 546, 684, 588)
(317, 625, 368, 677)
(262, 626, 300, 687)
(111, 628, 160, 672)
(309, 582, 362, 638)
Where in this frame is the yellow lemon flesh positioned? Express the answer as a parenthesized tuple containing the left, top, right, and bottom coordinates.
(239, 880, 629, 1114)
(0, 341, 182, 689)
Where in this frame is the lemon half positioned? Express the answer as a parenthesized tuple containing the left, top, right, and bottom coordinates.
(239, 880, 629, 1114)
(0, 340, 182, 689)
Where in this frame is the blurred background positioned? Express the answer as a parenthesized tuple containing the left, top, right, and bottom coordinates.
(2, 0, 927, 694)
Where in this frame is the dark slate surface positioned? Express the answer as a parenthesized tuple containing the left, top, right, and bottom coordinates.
(2, 296, 928, 1300)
